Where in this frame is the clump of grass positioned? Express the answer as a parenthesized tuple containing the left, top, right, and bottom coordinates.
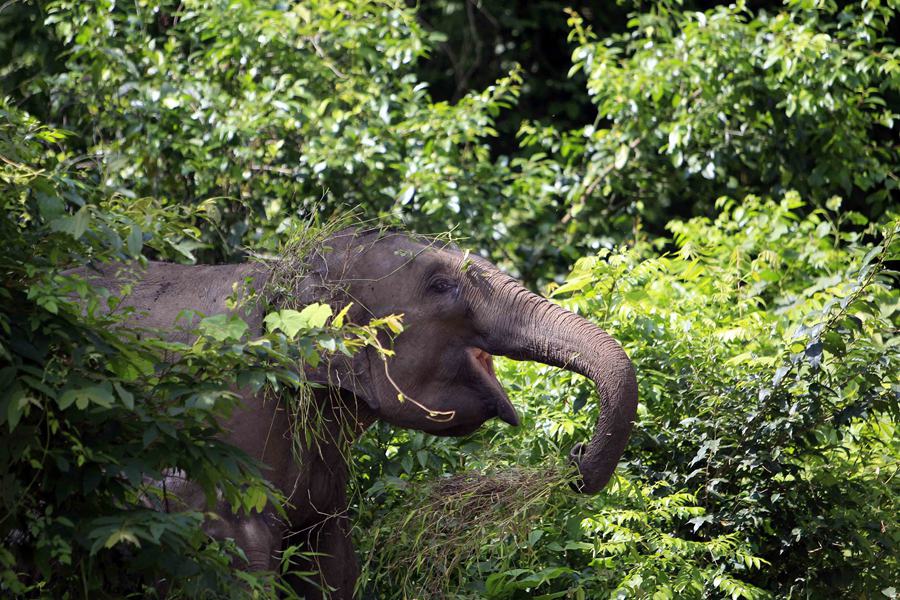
(261, 212, 353, 308)
(360, 463, 577, 598)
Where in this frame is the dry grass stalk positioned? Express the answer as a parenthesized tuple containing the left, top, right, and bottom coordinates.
(362, 464, 575, 598)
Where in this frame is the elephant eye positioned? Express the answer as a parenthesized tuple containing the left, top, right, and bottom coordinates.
(428, 277, 456, 294)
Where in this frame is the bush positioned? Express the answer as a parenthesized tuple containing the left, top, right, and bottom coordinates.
(0, 103, 381, 596)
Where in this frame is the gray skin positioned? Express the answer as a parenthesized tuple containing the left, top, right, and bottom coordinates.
(72, 228, 638, 599)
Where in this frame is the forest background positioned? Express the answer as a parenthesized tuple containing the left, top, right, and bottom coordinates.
(1, 0, 898, 598)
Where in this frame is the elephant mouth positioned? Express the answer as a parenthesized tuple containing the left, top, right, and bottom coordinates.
(471, 347, 496, 378)
(468, 347, 519, 427)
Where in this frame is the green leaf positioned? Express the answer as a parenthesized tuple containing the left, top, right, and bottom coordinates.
(49, 206, 90, 239)
(5, 384, 27, 431)
(860, 244, 883, 269)
(58, 384, 115, 410)
(265, 303, 332, 337)
(527, 529, 544, 546)
(332, 302, 353, 328)
(551, 274, 592, 297)
(199, 314, 248, 341)
(370, 314, 404, 334)
(614, 143, 630, 169)
(114, 382, 134, 410)
(299, 303, 332, 329)
(103, 528, 142, 551)
(37, 193, 65, 220)
(126, 224, 143, 256)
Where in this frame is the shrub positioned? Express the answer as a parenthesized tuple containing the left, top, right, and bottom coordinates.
(0, 103, 380, 597)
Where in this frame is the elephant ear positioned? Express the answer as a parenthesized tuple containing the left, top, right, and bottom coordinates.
(303, 350, 380, 412)
(282, 232, 382, 412)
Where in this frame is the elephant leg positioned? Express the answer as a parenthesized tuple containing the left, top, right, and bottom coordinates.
(286, 514, 359, 600)
(315, 514, 359, 600)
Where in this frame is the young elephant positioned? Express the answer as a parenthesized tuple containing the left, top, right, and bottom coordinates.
(73, 228, 638, 598)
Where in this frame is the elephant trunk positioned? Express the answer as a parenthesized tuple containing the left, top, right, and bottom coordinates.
(475, 271, 638, 493)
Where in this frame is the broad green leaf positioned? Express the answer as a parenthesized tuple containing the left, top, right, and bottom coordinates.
(5, 384, 27, 431)
(199, 314, 248, 341)
(49, 206, 90, 239)
(113, 382, 134, 410)
(58, 384, 115, 410)
(298, 302, 332, 329)
(103, 528, 141, 550)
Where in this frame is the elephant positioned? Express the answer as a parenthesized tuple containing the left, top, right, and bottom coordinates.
(71, 227, 638, 598)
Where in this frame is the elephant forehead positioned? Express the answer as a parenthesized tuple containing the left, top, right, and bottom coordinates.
(321, 231, 467, 286)
(372, 237, 461, 273)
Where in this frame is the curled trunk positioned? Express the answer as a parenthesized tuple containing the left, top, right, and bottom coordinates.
(477, 273, 638, 493)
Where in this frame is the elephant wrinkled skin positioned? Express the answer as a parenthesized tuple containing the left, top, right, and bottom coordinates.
(70, 228, 638, 598)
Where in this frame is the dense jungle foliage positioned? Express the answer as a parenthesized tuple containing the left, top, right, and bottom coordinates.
(1, 0, 898, 598)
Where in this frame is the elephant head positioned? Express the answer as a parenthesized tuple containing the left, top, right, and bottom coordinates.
(300, 228, 638, 493)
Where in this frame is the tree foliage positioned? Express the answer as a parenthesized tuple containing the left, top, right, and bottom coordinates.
(1, 0, 898, 598)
